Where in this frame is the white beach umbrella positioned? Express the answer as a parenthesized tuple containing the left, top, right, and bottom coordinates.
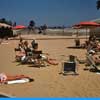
(0, 23, 11, 28)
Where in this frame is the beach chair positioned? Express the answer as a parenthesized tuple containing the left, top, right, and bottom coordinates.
(86, 53, 100, 72)
(31, 50, 46, 67)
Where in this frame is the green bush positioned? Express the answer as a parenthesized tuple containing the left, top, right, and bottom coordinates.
(0, 27, 13, 38)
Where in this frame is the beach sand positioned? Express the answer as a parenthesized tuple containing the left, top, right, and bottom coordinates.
(0, 34, 100, 97)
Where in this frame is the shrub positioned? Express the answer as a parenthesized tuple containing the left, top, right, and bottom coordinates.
(0, 27, 13, 38)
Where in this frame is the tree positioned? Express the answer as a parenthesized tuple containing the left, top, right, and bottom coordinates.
(8, 20, 13, 26)
(28, 20, 36, 34)
(0, 18, 6, 23)
(0, 18, 13, 25)
(29, 20, 35, 27)
(97, 0, 100, 10)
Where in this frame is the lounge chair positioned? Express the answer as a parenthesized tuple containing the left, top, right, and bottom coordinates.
(86, 53, 100, 72)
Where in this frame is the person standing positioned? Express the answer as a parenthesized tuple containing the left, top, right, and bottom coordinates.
(28, 20, 36, 34)
(42, 24, 47, 35)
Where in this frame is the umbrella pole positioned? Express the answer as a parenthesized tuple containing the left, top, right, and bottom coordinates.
(76, 28, 79, 38)
(86, 28, 87, 40)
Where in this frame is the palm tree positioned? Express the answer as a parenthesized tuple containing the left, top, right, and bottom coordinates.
(28, 20, 36, 34)
(0, 18, 13, 26)
(29, 20, 35, 28)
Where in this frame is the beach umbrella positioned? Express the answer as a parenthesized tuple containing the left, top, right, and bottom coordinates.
(72, 25, 82, 37)
(12, 25, 26, 30)
(12, 25, 27, 36)
(77, 21, 100, 26)
(73, 21, 100, 39)
(0, 23, 11, 28)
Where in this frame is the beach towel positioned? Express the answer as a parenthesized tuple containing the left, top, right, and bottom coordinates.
(47, 59, 59, 65)
(16, 51, 25, 57)
(0, 73, 34, 84)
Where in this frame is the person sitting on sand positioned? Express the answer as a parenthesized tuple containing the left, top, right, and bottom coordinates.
(32, 43, 48, 60)
(31, 39, 36, 49)
(20, 41, 31, 63)
(15, 37, 24, 52)
(19, 37, 24, 49)
(32, 43, 58, 65)
(23, 41, 31, 52)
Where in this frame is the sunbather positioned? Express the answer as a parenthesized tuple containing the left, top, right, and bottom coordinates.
(21, 41, 33, 63)
(0, 73, 34, 84)
(15, 37, 24, 52)
(19, 37, 24, 47)
(31, 39, 36, 49)
(89, 50, 100, 65)
(31, 43, 58, 65)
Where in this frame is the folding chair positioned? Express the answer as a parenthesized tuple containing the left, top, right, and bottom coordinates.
(32, 50, 46, 67)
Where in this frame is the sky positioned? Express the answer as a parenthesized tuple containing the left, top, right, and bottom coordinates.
(0, 0, 99, 26)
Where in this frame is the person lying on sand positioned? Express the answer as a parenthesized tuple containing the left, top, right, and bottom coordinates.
(0, 73, 34, 84)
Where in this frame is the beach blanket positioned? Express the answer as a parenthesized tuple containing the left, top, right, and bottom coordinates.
(0, 73, 34, 84)
(47, 59, 59, 65)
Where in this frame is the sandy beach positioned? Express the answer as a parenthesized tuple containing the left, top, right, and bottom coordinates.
(0, 34, 100, 97)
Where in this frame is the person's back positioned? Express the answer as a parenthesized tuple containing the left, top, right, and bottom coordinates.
(31, 39, 36, 48)
(19, 37, 24, 48)
(23, 41, 31, 55)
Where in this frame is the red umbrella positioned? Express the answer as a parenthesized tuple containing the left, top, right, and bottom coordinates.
(13, 25, 26, 30)
(78, 21, 100, 26)
(73, 21, 100, 39)
(74, 21, 100, 28)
